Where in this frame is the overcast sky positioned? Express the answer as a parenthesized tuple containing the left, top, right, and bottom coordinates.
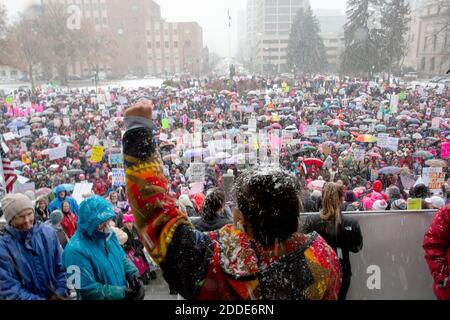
(2, 0, 348, 56)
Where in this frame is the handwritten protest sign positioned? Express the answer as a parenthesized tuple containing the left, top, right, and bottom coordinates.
(390, 94, 399, 114)
(41, 128, 48, 137)
(19, 128, 31, 137)
(109, 153, 123, 165)
(303, 125, 317, 137)
(90, 146, 104, 163)
(3, 132, 15, 141)
(354, 149, 366, 162)
(49, 145, 67, 161)
(422, 167, 445, 195)
(112, 168, 126, 186)
(189, 163, 205, 182)
(431, 117, 440, 129)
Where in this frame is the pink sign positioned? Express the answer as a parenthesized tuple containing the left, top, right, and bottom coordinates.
(442, 142, 450, 159)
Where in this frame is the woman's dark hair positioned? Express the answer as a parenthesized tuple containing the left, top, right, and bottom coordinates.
(200, 188, 225, 220)
(345, 191, 357, 203)
(233, 168, 303, 246)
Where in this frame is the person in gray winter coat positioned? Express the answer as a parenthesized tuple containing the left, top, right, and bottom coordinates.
(46, 210, 69, 249)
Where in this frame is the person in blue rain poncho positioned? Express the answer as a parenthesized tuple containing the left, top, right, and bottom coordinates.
(48, 185, 79, 216)
(62, 196, 144, 300)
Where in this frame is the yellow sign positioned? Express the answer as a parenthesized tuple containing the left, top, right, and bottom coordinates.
(90, 146, 104, 163)
(407, 198, 422, 211)
(252, 138, 259, 150)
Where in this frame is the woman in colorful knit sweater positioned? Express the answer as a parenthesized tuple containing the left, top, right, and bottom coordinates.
(122, 101, 341, 300)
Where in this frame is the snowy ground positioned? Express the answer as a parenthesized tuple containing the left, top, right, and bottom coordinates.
(0, 78, 164, 93)
(144, 270, 183, 301)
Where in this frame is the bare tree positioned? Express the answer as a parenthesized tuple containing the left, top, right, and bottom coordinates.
(5, 15, 46, 90)
(0, 3, 8, 65)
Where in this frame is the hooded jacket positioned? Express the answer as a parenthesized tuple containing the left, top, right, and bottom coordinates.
(0, 222, 67, 300)
(62, 196, 138, 300)
(48, 185, 79, 215)
(122, 117, 341, 300)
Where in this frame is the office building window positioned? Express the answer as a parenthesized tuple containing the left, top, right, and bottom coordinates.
(147, 42, 152, 49)
(165, 41, 169, 48)
(430, 57, 435, 71)
(421, 57, 426, 70)
(156, 42, 160, 48)
(174, 41, 178, 48)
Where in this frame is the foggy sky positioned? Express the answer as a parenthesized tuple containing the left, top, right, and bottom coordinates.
(2, 0, 348, 56)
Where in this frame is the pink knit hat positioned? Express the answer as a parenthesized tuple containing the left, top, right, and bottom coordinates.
(122, 214, 135, 224)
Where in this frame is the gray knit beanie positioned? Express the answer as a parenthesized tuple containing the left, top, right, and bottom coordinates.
(0, 193, 35, 224)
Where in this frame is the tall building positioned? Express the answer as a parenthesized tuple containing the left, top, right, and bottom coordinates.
(246, 0, 310, 75)
(404, 0, 449, 77)
(315, 10, 346, 73)
(41, 0, 205, 78)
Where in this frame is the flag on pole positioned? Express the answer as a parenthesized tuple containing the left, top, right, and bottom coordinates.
(0, 147, 17, 194)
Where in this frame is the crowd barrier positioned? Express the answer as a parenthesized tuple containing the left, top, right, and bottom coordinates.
(301, 210, 437, 300)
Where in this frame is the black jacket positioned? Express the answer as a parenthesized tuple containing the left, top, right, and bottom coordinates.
(192, 215, 232, 233)
(301, 213, 363, 299)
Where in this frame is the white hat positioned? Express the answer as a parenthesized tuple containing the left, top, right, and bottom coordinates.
(426, 196, 445, 209)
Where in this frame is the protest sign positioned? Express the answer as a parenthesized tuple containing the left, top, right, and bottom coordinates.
(1, 142, 10, 154)
(41, 128, 48, 137)
(354, 149, 366, 162)
(72, 183, 93, 205)
(3, 132, 15, 141)
(248, 118, 257, 133)
(49, 145, 67, 161)
(162, 118, 169, 129)
(112, 168, 126, 186)
(109, 153, 123, 165)
(441, 142, 450, 159)
(431, 117, 440, 129)
(54, 118, 62, 128)
(189, 163, 205, 183)
(422, 167, 445, 194)
(390, 94, 399, 114)
(377, 134, 389, 149)
(407, 198, 422, 211)
(63, 117, 71, 127)
(13, 182, 35, 194)
(387, 137, 399, 152)
(400, 174, 416, 191)
(303, 125, 317, 137)
(19, 128, 31, 137)
(20, 142, 28, 152)
(102, 109, 109, 118)
(90, 146, 104, 163)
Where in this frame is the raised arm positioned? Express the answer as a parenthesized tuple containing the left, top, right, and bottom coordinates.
(122, 101, 213, 299)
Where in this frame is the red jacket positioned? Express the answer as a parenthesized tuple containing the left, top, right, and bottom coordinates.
(423, 205, 450, 300)
(61, 211, 78, 239)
